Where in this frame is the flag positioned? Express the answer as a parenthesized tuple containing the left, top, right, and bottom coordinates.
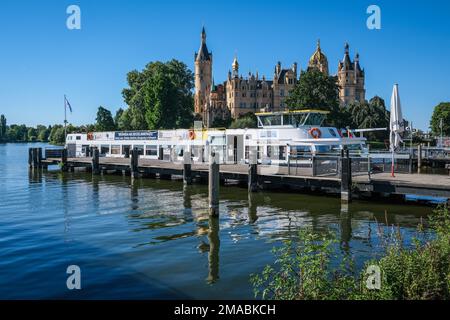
(65, 95, 73, 113)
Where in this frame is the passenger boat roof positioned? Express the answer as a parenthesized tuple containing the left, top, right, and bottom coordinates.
(255, 109, 330, 116)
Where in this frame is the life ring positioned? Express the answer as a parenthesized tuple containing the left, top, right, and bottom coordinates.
(188, 130, 196, 140)
(309, 127, 322, 139)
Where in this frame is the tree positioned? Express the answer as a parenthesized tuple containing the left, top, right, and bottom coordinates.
(285, 69, 342, 126)
(49, 125, 65, 145)
(0, 114, 6, 141)
(114, 108, 124, 129)
(121, 59, 194, 130)
(230, 113, 257, 129)
(347, 96, 389, 141)
(27, 127, 37, 141)
(430, 102, 450, 136)
(95, 106, 116, 131)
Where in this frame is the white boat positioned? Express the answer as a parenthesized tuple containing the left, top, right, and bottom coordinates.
(65, 110, 367, 164)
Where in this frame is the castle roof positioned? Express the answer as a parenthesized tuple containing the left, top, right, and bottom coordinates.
(309, 40, 328, 66)
(195, 27, 212, 61)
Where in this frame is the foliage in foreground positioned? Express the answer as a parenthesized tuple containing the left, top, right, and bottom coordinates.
(251, 205, 450, 300)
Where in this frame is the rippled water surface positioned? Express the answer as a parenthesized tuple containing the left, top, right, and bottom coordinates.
(0, 143, 433, 299)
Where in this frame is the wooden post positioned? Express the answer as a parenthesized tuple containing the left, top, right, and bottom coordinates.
(130, 148, 139, 178)
(209, 152, 220, 217)
(37, 148, 43, 168)
(248, 148, 258, 192)
(311, 155, 317, 176)
(417, 144, 422, 174)
(248, 164, 258, 192)
(61, 148, 68, 172)
(28, 148, 33, 168)
(32, 148, 39, 168)
(341, 149, 352, 203)
(91, 147, 100, 175)
(183, 151, 192, 185)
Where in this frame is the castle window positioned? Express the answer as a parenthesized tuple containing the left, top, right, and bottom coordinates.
(242, 93, 246, 97)
(345, 88, 350, 97)
(280, 90, 284, 97)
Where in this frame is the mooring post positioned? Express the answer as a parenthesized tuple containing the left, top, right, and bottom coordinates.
(91, 147, 100, 175)
(311, 154, 317, 176)
(183, 151, 192, 185)
(61, 148, 68, 172)
(28, 148, 33, 168)
(130, 148, 139, 178)
(248, 148, 258, 192)
(37, 147, 43, 168)
(32, 148, 39, 169)
(417, 144, 422, 174)
(340, 149, 352, 203)
(209, 152, 220, 217)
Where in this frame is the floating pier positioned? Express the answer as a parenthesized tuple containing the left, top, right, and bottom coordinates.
(29, 147, 450, 205)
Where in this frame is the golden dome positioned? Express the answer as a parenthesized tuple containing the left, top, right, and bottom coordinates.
(232, 56, 239, 71)
(309, 40, 328, 64)
(308, 39, 329, 75)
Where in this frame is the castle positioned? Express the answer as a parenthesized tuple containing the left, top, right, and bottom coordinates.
(194, 28, 365, 127)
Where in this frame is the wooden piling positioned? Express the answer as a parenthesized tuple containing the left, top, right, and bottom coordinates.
(311, 155, 317, 176)
(61, 148, 68, 172)
(183, 151, 192, 185)
(209, 152, 220, 216)
(248, 164, 258, 192)
(91, 147, 100, 175)
(340, 149, 352, 203)
(32, 148, 39, 168)
(417, 144, 422, 174)
(130, 148, 139, 178)
(37, 148, 43, 168)
(28, 148, 33, 168)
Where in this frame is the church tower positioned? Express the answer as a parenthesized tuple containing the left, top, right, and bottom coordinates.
(308, 40, 329, 75)
(194, 27, 213, 119)
(337, 43, 365, 105)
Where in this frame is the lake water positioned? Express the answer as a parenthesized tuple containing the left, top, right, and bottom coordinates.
(0, 143, 434, 299)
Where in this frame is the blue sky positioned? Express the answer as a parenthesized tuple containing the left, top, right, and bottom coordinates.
(0, 0, 449, 131)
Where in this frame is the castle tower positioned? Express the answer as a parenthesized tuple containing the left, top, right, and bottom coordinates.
(194, 27, 213, 118)
(308, 39, 329, 75)
(337, 43, 365, 105)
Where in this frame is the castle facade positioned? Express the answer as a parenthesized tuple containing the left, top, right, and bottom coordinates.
(194, 28, 365, 127)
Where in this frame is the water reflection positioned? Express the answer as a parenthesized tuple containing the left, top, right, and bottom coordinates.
(248, 193, 258, 224)
(207, 216, 220, 284)
(130, 178, 139, 211)
(36, 169, 433, 296)
(339, 202, 352, 251)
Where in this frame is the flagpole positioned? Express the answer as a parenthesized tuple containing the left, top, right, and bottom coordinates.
(64, 95, 67, 140)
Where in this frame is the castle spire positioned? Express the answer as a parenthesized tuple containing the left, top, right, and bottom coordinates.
(195, 26, 211, 61)
(232, 55, 239, 77)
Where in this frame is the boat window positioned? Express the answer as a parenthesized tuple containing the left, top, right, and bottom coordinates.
(292, 145, 311, 154)
(111, 145, 121, 155)
(134, 145, 144, 155)
(76, 136, 81, 140)
(303, 113, 326, 126)
(210, 136, 225, 145)
(347, 144, 362, 151)
(100, 145, 110, 155)
(260, 115, 282, 126)
(314, 145, 340, 154)
(145, 145, 157, 156)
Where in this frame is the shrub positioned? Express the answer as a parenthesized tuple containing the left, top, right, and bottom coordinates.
(251, 205, 450, 300)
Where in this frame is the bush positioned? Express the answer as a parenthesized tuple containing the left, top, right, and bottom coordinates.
(251, 206, 450, 300)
